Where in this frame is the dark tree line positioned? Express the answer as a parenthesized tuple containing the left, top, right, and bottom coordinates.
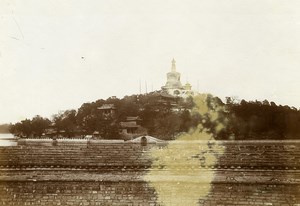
(223, 98, 300, 140)
(9, 116, 51, 138)
(9, 93, 198, 139)
(9, 93, 300, 140)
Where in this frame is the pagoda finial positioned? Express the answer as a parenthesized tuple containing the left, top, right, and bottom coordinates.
(171, 58, 176, 72)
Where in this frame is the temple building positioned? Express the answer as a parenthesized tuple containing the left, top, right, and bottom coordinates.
(97, 104, 116, 118)
(161, 59, 195, 98)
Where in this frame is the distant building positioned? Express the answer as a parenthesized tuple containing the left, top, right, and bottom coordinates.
(154, 92, 179, 109)
(97, 104, 116, 118)
(161, 59, 196, 98)
(120, 116, 142, 135)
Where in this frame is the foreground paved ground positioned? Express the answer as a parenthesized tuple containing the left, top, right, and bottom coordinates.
(0, 140, 299, 205)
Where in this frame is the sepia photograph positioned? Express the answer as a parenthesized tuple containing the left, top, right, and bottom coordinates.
(1, 0, 300, 205)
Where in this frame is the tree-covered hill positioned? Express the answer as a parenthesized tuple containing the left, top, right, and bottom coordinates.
(9, 92, 300, 140)
(224, 98, 300, 140)
(9, 92, 197, 139)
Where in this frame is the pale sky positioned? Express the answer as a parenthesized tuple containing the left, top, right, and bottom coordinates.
(1, 0, 300, 124)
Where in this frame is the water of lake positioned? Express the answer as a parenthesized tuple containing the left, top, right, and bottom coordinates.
(0, 133, 17, 146)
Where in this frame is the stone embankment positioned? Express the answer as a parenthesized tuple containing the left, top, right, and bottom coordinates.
(0, 140, 299, 205)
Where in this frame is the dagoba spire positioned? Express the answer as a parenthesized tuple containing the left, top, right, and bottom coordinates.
(161, 59, 196, 98)
(171, 58, 176, 72)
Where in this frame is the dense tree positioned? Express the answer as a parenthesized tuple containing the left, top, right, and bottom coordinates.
(10, 119, 32, 137)
(31, 116, 51, 137)
(9, 122, 22, 136)
(153, 113, 181, 140)
(224, 99, 300, 140)
(52, 110, 78, 137)
(52, 112, 64, 137)
(60, 110, 78, 137)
